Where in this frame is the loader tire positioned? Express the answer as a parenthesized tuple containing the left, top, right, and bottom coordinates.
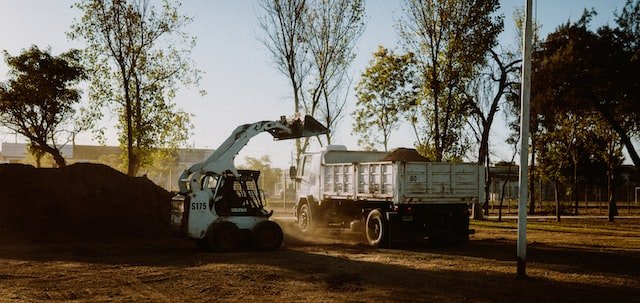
(366, 209, 389, 248)
(252, 220, 283, 251)
(208, 221, 240, 252)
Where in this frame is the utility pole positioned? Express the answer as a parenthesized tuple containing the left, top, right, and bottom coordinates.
(517, 0, 533, 279)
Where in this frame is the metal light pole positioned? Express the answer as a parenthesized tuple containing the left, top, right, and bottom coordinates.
(517, 0, 533, 279)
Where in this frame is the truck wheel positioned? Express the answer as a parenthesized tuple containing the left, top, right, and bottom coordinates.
(208, 221, 240, 252)
(366, 209, 389, 248)
(252, 221, 284, 251)
(298, 203, 316, 234)
(194, 238, 210, 249)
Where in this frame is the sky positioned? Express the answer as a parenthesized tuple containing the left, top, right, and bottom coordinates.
(0, 0, 632, 168)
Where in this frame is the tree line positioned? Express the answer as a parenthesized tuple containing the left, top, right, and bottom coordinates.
(1, 0, 638, 218)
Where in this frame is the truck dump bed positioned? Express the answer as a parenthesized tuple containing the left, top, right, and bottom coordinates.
(321, 161, 485, 204)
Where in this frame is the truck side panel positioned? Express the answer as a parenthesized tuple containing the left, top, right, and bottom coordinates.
(399, 162, 485, 204)
(321, 162, 394, 201)
(319, 161, 483, 204)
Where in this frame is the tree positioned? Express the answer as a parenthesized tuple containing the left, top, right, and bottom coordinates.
(537, 127, 571, 222)
(534, 10, 640, 168)
(140, 148, 179, 190)
(0, 46, 86, 168)
(591, 118, 624, 222)
(353, 47, 418, 151)
(239, 155, 283, 197)
(258, 0, 309, 161)
(303, 0, 365, 145)
(69, 0, 201, 176)
(398, 0, 503, 161)
(258, 0, 365, 157)
(497, 135, 519, 222)
(548, 113, 594, 215)
(466, 49, 520, 216)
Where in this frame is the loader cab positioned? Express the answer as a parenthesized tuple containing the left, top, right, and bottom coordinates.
(211, 170, 269, 217)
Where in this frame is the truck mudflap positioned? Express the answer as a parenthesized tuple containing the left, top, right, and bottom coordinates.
(385, 204, 470, 241)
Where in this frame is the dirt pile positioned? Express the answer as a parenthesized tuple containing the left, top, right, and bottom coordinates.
(0, 163, 173, 243)
(381, 148, 431, 162)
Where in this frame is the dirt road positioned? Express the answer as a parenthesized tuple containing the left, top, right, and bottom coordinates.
(0, 218, 638, 302)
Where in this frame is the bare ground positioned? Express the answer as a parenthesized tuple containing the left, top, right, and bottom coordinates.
(0, 217, 638, 303)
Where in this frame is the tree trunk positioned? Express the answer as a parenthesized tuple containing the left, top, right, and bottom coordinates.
(573, 160, 579, 215)
(434, 94, 442, 162)
(608, 196, 618, 222)
(483, 165, 491, 216)
(132, 77, 143, 176)
(124, 79, 135, 176)
(554, 179, 561, 222)
(51, 151, 67, 168)
(596, 102, 640, 168)
(292, 77, 302, 165)
(607, 165, 618, 222)
(473, 129, 490, 220)
(37, 142, 66, 168)
(498, 169, 512, 222)
(529, 139, 536, 215)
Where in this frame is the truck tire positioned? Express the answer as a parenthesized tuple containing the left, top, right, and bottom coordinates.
(298, 203, 316, 234)
(208, 221, 240, 252)
(366, 209, 389, 248)
(252, 221, 284, 251)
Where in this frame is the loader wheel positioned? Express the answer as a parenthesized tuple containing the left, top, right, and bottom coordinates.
(208, 221, 240, 252)
(194, 238, 210, 249)
(252, 221, 284, 251)
(298, 203, 316, 234)
(366, 209, 389, 248)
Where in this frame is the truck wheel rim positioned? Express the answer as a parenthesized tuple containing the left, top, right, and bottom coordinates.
(300, 211, 309, 230)
(299, 206, 310, 231)
(368, 218, 381, 241)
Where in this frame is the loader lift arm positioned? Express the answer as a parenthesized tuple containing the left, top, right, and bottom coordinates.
(178, 115, 328, 194)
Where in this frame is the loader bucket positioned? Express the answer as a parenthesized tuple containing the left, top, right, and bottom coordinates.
(269, 115, 329, 140)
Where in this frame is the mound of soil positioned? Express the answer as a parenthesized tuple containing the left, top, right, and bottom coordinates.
(0, 163, 173, 243)
(381, 148, 431, 162)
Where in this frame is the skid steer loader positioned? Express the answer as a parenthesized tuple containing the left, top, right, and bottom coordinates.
(170, 115, 328, 251)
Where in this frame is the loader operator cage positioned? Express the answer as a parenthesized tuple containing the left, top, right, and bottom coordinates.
(211, 170, 265, 215)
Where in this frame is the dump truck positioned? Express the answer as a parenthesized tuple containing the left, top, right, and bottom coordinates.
(170, 115, 328, 251)
(290, 145, 485, 247)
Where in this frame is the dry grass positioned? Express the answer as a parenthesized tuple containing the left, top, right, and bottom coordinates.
(0, 218, 638, 302)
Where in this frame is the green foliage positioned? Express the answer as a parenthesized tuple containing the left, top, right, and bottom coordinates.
(68, 0, 201, 176)
(353, 47, 418, 151)
(0, 46, 86, 167)
(139, 148, 179, 189)
(398, 0, 503, 161)
(96, 153, 126, 173)
(537, 111, 625, 207)
(238, 155, 283, 197)
(532, 7, 640, 168)
(22, 145, 56, 168)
